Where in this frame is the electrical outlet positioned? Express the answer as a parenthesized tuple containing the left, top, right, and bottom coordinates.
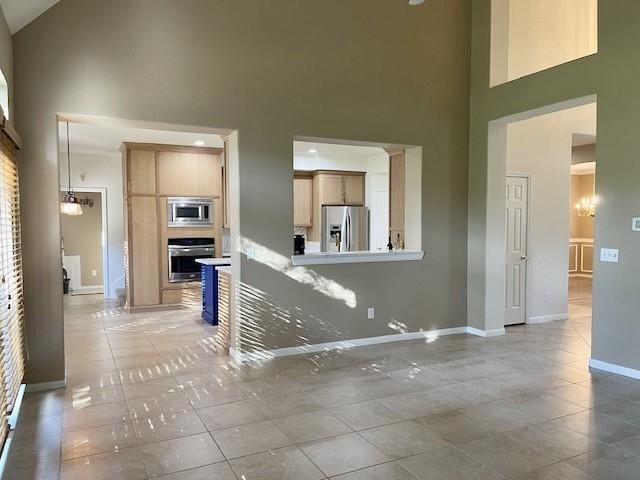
(91, 269, 97, 277)
(544, 292, 551, 304)
(367, 307, 375, 320)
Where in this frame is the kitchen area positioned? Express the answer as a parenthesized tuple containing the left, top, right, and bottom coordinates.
(291, 140, 424, 265)
(122, 137, 423, 354)
(122, 137, 235, 347)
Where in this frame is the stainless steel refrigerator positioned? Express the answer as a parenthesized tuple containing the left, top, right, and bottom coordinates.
(321, 206, 369, 253)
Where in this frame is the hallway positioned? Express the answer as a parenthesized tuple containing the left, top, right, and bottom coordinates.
(5, 293, 640, 479)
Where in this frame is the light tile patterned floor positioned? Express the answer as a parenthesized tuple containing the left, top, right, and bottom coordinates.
(5, 280, 640, 479)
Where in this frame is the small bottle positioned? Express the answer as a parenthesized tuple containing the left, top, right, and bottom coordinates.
(387, 236, 393, 251)
(396, 233, 404, 250)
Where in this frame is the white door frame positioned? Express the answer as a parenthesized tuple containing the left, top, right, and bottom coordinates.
(59, 187, 109, 295)
(476, 94, 597, 334)
(506, 173, 532, 325)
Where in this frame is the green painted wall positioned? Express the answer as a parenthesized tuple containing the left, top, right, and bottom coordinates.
(13, 0, 471, 382)
(468, 1, 640, 369)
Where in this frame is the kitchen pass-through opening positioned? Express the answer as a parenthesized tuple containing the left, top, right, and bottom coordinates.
(291, 138, 423, 263)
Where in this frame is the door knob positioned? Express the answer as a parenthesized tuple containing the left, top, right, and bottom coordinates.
(520, 255, 528, 261)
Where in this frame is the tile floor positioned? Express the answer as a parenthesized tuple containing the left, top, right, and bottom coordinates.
(4, 279, 640, 479)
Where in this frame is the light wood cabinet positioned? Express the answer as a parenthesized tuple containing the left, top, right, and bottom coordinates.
(317, 175, 344, 205)
(293, 174, 313, 227)
(129, 196, 159, 306)
(158, 151, 222, 196)
(127, 149, 156, 195)
(122, 143, 224, 310)
(389, 152, 405, 243)
(308, 170, 365, 241)
(343, 175, 365, 204)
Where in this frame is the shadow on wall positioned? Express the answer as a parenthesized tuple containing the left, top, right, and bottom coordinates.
(240, 237, 357, 308)
(235, 237, 450, 361)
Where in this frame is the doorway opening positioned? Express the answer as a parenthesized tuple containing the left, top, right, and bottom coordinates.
(568, 139, 596, 321)
(57, 114, 242, 365)
(60, 188, 106, 297)
(483, 95, 597, 337)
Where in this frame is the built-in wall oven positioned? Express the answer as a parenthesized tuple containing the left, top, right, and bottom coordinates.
(168, 238, 215, 283)
(167, 197, 213, 227)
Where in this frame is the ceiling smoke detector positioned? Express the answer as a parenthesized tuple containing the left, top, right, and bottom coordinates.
(409, 0, 424, 5)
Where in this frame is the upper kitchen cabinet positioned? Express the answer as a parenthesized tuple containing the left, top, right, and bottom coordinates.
(313, 171, 365, 206)
(343, 174, 365, 204)
(125, 149, 156, 195)
(158, 149, 223, 197)
(121, 142, 225, 311)
(293, 172, 312, 227)
(309, 170, 365, 241)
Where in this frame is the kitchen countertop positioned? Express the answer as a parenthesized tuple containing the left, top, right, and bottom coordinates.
(196, 258, 232, 266)
(290, 250, 424, 266)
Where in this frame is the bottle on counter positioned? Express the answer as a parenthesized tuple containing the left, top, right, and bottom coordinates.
(387, 236, 393, 251)
(396, 233, 404, 251)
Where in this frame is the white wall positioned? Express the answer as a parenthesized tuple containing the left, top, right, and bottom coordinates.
(506, 102, 596, 322)
(491, 0, 598, 85)
(293, 153, 368, 172)
(59, 152, 123, 299)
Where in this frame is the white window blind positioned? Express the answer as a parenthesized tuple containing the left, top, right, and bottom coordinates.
(0, 146, 25, 426)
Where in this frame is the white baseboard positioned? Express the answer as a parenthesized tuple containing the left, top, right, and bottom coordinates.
(527, 313, 568, 324)
(25, 379, 66, 392)
(589, 358, 640, 380)
(466, 327, 506, 337)
(230, 325, 510, 362)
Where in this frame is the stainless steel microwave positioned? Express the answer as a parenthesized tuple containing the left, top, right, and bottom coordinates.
(167, 197, 213, 227)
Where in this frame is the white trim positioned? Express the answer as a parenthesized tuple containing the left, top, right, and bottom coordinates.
(25, 379, 67, 392)
(580, 244, 594, 273)
(528, 313, 568, 324)
(570, 238, 594, 243)
(232, 326, 468, 362)
(569, 243, 578, 273)
(229, 325, 514, 362)
(291, 250, 424, 266)
(72, 284, 104, 293)
(589, 358, 640, 380)
(467, 326, 506, 337)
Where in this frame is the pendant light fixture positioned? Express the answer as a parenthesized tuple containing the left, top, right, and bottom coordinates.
(60, 122, 83, 216)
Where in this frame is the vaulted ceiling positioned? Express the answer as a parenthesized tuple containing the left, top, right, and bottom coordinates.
(0, 0, 59, 34)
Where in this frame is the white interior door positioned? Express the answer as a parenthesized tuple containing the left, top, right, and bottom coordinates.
(505, 176, 529, 325)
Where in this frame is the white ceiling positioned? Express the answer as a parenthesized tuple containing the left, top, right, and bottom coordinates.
(59, 121, 224, 157)
(0, 0, 59, 34)
(294, 141, 384, 158)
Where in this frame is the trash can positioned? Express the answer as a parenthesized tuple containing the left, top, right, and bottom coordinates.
(63, 268, 70, 294)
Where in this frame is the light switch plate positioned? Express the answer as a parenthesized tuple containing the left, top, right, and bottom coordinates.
(600, 248, 619, 263)
(367, 307, 375, 320)
(246, 247, 255, 260)
(633, 217, 640, 231)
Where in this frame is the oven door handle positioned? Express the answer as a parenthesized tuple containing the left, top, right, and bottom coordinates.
(168, 247, 215, 256)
